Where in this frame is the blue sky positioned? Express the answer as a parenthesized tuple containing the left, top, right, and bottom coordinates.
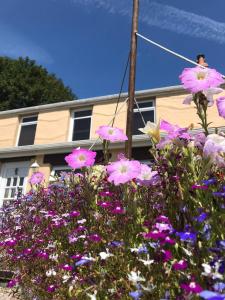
(0, 0, 225, 98)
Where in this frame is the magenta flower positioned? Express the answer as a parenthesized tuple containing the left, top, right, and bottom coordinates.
(137, 164, 158, 186)
(97, 201, 112, 208)
(47, 284, 57, 293)
(217, 96, 225, 118)
(65, 148, 96, 169)
(60, 264, 73, 271)
(96, 125, 128, 142)
(88, 234, 102, 242)
(111, 206, 125, 214)
(7, 278, 19, 288)
(180, 281, 203, 294)
(144, 230, 167, 240)
(29, 172, 44, 185)
(173, 260, 188, 270)
(161, 249, 172, 262)
(69, 211, 80, 217)
(107, 159, 141, 185)
(179, 67, 224, 93)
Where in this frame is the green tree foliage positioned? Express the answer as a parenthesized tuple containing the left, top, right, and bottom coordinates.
(0, 57, 76, 111)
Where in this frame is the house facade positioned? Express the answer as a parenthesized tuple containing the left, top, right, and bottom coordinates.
(0, 84, 224, 206)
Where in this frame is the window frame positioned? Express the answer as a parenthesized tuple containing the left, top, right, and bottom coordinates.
(16, 115, 38, 146)
(133, 99, 155, 135)
(69, 108, 93, 141)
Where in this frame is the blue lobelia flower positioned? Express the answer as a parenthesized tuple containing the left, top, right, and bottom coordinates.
(199, 290, 225, 299)
(214, 282, 225, 292)
(176, 231, 197, 242)
(129, 290, 143, 300)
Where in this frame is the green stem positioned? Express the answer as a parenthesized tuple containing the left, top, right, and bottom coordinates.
(193, 93, 209, 136)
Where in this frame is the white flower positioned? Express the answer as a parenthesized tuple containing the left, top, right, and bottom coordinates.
(99, 249, 114, 260)
(49, 253, 58, 261)
(77, 219, 86, 224)
(138, 258, 154, 266)
(62, 275, 71, 283)
(139, 121, 160, 142)
(203, 134, 225, 167)
(46, 269, 56, 277)
(87, 290, 97, 300)
(128, 271, 145, 284)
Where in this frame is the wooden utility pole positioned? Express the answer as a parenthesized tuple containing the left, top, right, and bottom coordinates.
(125, 0, 139, 159)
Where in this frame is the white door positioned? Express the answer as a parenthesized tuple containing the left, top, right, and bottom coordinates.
(0, 162, 30, 207)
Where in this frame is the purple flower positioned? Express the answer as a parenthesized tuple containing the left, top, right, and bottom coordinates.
(29, 172, 44, 185)
(179, 67, 224, 93)
(47, 285, 57, 293)
(217, 96, 225, 118)
(199, 290, 225, 299)
(97, 201, 112, 208)
(129, 290, 143, 299)
(214, 282, 225, 292)
(65, 148, 96, 169)
(96, 125, 128, 142)
(202, 178, 217, 186)
(173, 260, 188, 270)
(7, 278, 19, 288)
(75, 259, 91, 266)
(161, 249, 172, 262)
(180, 281, 203, 294)
(195, 212, 208, 223)
(192, 184, 208, 190)
(136, 164, 158, 186)
(144, 230, 166, 240)
(107, 159, 141, 185)
(176, 231, 197, 242)
(203, 134, 225, 167)
(193, 132, 206, 149)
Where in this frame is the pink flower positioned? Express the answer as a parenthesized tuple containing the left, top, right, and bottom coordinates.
(96, 125, 128, 142)
(107, 159, 141, 185)
(97, 201, 112, 208)
(65, 148, 96, 169)
(29, 172, 44, 185)
(180, 281, 203, 294)
(203, 134, 225, 167)
(60, 264, 73, 271)
(217, 96, 225, 118)
(69, 211, 80, 217)
(183, 88, 224, 106)
(179, 67, 224, 93)
(47, 285, 57, 293)
(137, 164, 158, 186)
(173, 260, 188, 270)
(161, 249, 172, 262)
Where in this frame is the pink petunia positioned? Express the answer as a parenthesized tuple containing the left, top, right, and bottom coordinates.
(107, 159, 141, 185)
(179, 67, 224, 94)
(137, 164, 158, 186)
(65, 148, 96, 169)
(96, 125, 128, 142)
(216, 96, 225, 118)
(29, 172, 44, 185)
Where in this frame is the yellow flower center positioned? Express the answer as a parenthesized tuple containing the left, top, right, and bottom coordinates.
(196, 71, 206, 80)
(108, 129, 115, 135)
(120, 165, 128, 173)
(78, 154, 86, 162)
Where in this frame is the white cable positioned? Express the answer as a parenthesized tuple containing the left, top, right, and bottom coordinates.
(136, 32, 225, 79)
(134, 97, 146, 126)
(88, 97, 129, 150)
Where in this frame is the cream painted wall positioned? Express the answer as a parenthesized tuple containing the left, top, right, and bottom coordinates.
(0, 117, 19, 147)
(156, 92, 225, 128)
(35, 110, 70, 144)
(90, 101, 127, 138)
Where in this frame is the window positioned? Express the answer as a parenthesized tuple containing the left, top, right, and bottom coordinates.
(72, 109, 92, 141)
(133, 100, 155, 135)
(18, 115, 38, 146)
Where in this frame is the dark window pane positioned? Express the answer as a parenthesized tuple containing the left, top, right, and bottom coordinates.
(72, 118, 91, 140)
(74, 110, 92, 118)
(134, 101, 153, 109)
(133, 110, 155, 135)
(13, 177, 17, 186)
(10, 188, 16, 198)
(22, 116, 38, 123)
(19, 177, 24, 186)
(18, 124, 37, 146)
(6, 178, 11, 186)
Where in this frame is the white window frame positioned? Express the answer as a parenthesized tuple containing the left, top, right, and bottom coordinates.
(16, 115, 38, 146)
(69, 108, 92, 141)
(49, 166, 72, 182)
(133, 99, 155, 122)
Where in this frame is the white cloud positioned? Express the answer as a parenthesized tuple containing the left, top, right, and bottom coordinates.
(71, 0, 225, 44)
(0, 24, 53, 64)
